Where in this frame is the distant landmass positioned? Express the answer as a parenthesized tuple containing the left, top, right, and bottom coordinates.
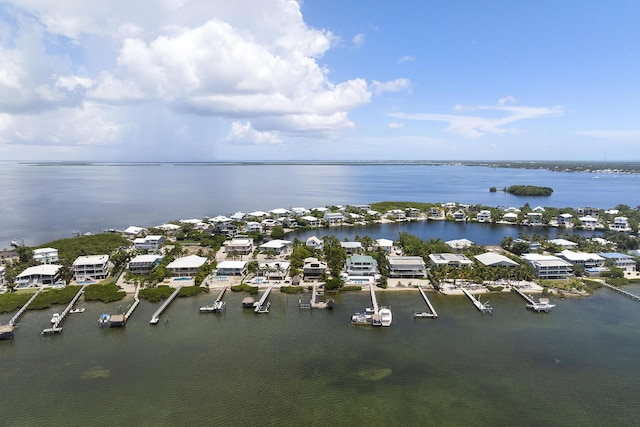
(504, 185, 553, 196)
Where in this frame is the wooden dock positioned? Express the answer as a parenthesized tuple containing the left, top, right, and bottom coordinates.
(512, 286, 555, 312)
(42, 284, 87, 335)
(602, 281, 640, 301)
(8, 288, 44, 330)
(461, 287, 493, 314)
(512, 286, 535, 304)
(299, 283, 333, 310)
(150, 285, 182, 324)
(200, 286, 227, 312)
(254, 286, 272, 313)
(415, 285, 438, 318)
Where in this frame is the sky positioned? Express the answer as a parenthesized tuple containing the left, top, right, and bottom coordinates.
(0, 0, 639, 161)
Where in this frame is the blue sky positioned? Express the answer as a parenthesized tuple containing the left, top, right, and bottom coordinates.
(0, 0, 638, 161)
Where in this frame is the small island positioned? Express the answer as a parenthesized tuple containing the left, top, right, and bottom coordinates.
(504, 185, 553, 196)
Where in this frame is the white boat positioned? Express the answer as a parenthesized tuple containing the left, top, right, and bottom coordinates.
(351, 312, 370, 325)
(379, 307, 392, 327)
(527, 298, 555, 313)
(70, 307, 85, 314)
(50, 313, 60, 324)
(413, 311, 436, 319)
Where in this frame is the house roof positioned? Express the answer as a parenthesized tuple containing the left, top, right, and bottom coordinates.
(340, 241, 362, 249)
(387, 256, 425, 267)
(445, 238, 474, 249)
(549, 238, 578, 247)
(475, 253, 519, 267)
(124, 226, 146, 235)
(376, 238, 394, 247)
(260, 239, 292, 249)
(33, 247, 58, 255)
(598, 252, 633, 260)
(73, 255, 109, 266)
(167, 255, 207, 269)
(129, 254, 163, 264)
(17, 264, 62, 278)
(558, 250, 604, 262)
(217, 260, 248, 269)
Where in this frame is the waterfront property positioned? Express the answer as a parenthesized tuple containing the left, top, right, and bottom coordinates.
(259, 239, 292, 255)
(521, 254, 573, 279)
(598, 252, 637, 272)
(302, 257, 327, 279)
(428, 253, 473, 268)
(445, 238, 474, 251)
(16, 264, 63, 288)
(557, 250, 605, 269)
(258, 261, 290, 281)
(474, 252, 519, 268)
(216, 260, 248, 276)
(0, 250, 19, 265)
(166, 255, 207, 277)
(340, 241, 363, 255)
(345, 255, 378, 277)
(387, 256, 427, 278)
(72, 255, 110, 281)
(128, 254, 164, 275)
(305, 236, 323, 250)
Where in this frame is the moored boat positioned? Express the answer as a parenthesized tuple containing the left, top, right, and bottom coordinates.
(379, 307, 392, 327)
(50, 313, 60, 324)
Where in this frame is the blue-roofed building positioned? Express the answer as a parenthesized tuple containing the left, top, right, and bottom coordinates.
(598, 253, 637, 272)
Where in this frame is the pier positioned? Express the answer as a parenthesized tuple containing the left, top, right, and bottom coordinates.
(124, 284, 141, 320)
(150, 285, 182, 324)
(299, 283, 334, 310)
(461, 287, 493, 314)
(200, 286, 228, 312)
(414, 285, 438, 318)
(8, 288, 44, 331)
(602, 281, 640, 301)
(254, 286, 272, 313)
(42, 284, 87, 335)
(512, 286, 555, 312)
(351, 285, 391, 326)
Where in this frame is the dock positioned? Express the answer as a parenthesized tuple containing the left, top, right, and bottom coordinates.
(414, 285, 438, 318)
(602, 281, 640, 301)
(351, 285, 391, 326)
(124, 284, 141, 321)
(461, 287, 493, 314)
(150, 285, 182, 324)
(512, 286, 555, 312)
(42, 284, 87, 335)
(299, 283, 334, 310)
(254, 286, 272, 313)
(7, 288, 44, 335)
(369, 284, 382, 325)
(200, 286, 227, 312)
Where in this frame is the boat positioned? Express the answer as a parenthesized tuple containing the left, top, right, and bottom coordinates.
(379, 307, 392, 327)
(98, 313, 111, 327)
(199, 301, 226, 313)
(526, 298, 555, 313)
(70, 307, 85, 314)
(50, 313, 60, 324)
(350, 312, 370, 325)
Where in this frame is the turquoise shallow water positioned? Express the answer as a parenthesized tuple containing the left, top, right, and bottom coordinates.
(2, 287, 640, 426)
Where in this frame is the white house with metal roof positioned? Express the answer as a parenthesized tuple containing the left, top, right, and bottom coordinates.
(33, 247, 59, 264)
(387, 256, 427, 278)
(521, 254, 572, 279)
(216, 260, 248, 276)
(16, 264, 63, 288)
(166, 255, 207, 277)
(128, 254, 164, 275)
(428, 253, 473, 268)
(73, 255, 110, 280)
(259, 239, 292, 255)
(557, 250, 605, 269)
(474, 253, 519, 268)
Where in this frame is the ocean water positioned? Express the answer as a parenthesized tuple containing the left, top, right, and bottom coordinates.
(1, 161, 639, 246)
(2, 288, 640, 426)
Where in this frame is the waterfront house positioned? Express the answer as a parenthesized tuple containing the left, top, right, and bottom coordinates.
(443, 202, 457, 209)
(532, 206, 545, 213)
(453, 210, 467, 222)
(387, 256, 427, 278)
(610, 216, 631, 232)
(0, 265, 5, 288)
(598, 252, 637, 272)
(406, 208, 421, 218)
(557, 213, 574, 227)
(33, 247, 59, 264)
(216, 260, 248, 276)
(503, 212, 518, 222)
(578, 215, 601, 229)
(428, 207, 445, 219)
(521, 254, 572, 279)
(346, 255, 379, 276)
(73, 255, 110, 281)
(259, 239, 292, 255)
(0, 250, 19, 265)
(214, 222, 238, 237)
(302, 257, 327, 279)
(386, 209, 406, 220)
(526, 212, 543, 225)
(300, 215, 321, 227)
(476, 210, 492, 223)
(577, 207, 599, 217)
(350, 204, 371, 212)
(428, 253, 473, 268)
(230, 211, 246, 221)
(340, 241, 363, 255)
(133, 235, 165, 252)
(247, 210, 269, 218)
(375, 238, 395, 254)
(269, 208, 290, 216)
(166, 254, 207, 277)
(157, 223, 181, 232)
(224, 239, 254, 256)
(557, 250, 605, 269)
(128, 254, 163, 275)
(474, 253, 519, 268)
(258, 261, 290, 281)
(209, 215, 232, 223)
(306, 236, 324, 250)
(16, 264, 63, 288)
(445, 238, 474, 251)
(324, 212, 345, 225)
